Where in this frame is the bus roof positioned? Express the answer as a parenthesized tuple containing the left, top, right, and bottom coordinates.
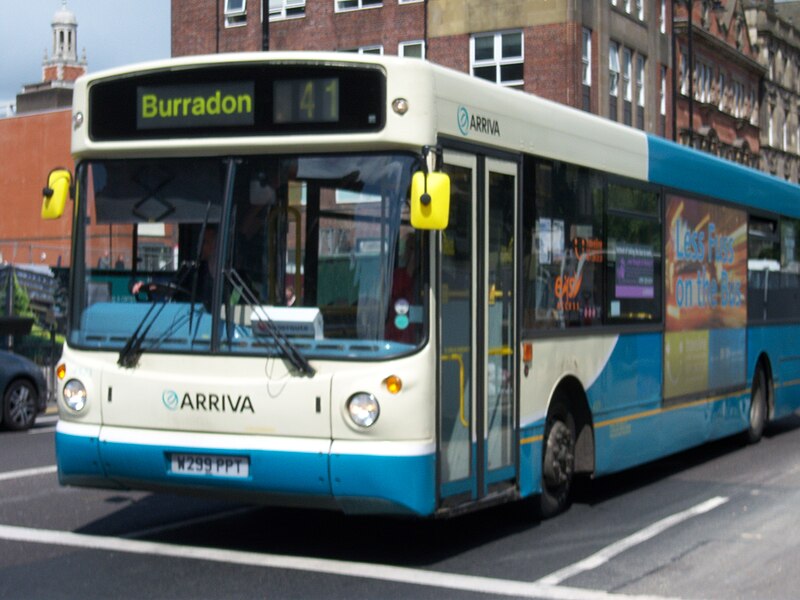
(73, 51, 800, 220)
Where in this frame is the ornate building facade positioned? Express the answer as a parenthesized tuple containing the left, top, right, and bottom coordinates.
(745, 0, 800, 182)
(673, 0, 762, 167)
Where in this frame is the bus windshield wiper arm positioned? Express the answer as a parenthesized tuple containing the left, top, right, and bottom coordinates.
(224, 269, 315, 376)
(117, 263, 195, 368)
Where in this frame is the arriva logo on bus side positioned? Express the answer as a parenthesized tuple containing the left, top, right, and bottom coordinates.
(162, 389, 255, 413)
(456, 105, 501, 137)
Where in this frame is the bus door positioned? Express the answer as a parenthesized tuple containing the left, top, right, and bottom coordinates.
(438, 151, 518, 507)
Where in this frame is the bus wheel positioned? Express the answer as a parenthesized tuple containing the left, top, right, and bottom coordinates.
(745, 367, 767, 444)
(540, 404, 576, 518)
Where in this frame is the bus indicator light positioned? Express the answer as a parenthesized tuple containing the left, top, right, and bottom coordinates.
(384, 375, 402, 395)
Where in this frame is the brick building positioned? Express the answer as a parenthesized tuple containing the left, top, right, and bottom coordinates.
(172, 1, 672, 135)
(0, 1, 84, 267)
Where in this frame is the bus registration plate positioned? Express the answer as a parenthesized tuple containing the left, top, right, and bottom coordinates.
(170, 453, 250, 478)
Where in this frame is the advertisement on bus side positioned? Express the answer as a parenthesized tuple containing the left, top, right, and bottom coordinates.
(664, 195, 747, 399)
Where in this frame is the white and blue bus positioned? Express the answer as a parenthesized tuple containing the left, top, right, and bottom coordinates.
(46, 52, 800, 517)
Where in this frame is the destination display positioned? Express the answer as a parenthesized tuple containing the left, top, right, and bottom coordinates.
(137, 82, 255, 130)
(89, 63, 384, 140)
(273, 77, 339, 124)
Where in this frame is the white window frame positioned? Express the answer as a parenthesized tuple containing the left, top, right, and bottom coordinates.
(582, 28, 592, 86)
(335, 0, 382, 12)
(660, 66, 667, 117)
(269, 0, 305, 20)
(470, 30, 524, 88)
(399, 40, 425, 59)
(609, 41, 620, 98)
(224, 0, 247, 27)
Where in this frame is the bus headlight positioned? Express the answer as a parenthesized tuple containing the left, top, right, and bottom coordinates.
(63, 379, 88, 412)
(347, 393, 380, 428)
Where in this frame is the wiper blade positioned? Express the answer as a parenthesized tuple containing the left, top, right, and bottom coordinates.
(224, 269, 315, 376)
(117, 263, 195, 368)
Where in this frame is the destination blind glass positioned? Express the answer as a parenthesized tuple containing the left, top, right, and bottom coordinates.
(89, 63, 385, 140)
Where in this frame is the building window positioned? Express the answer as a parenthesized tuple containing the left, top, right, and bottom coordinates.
(796, 118, 800, 154)
(471, 31, 524, 89)
(624, 0, 632, 13)
(784, 118, 789, 151)
(335, 0, 381, 11)
(342, 45, 384, 54)
(398, 0, 423, 3)
(623, 47, 632, 125)
(269, 0, 305, 19)
(718, 72, 726, 111)
(582, 28, 592, 112)
(660, 0, 666, 33)
(636, 55, 645, 130)
(399, 40, 425, 58)
(609, 41, 620, 121)
(582, 29, 592, 86)
(695, 62, 708, 103)
(768, 107, 774, 147)
(224, 0, 246, 27)
(636, 0, 644, 20)
(733, 80, 744, 119)
(680, 49, 689, 95)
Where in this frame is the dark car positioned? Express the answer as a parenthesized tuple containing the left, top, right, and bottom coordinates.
(0, 350, 48, 431)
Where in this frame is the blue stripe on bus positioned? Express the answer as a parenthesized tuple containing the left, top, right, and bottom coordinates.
(647, 135, 800, 218)
(330, 452, 436, 515)
(749, 324, 800, 420)
(56, 430, 437, 516)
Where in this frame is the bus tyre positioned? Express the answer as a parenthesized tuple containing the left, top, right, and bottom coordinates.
(745, 368, 767, 444)
(540, 405, 576, 518)
(3, 379, 38, 431)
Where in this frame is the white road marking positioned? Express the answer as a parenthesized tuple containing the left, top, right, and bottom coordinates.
(0, 465, 57, 482)
(0, 522, 681, 600)
(0, 494, 730, 598)
(536, 496, 729, 586)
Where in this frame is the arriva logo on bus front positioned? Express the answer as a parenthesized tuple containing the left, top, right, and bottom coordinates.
(162, 389, 255, 413)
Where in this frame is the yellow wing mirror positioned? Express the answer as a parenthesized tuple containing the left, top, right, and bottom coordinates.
(41, 168, 72, 220)
(410, 171, 450, 230)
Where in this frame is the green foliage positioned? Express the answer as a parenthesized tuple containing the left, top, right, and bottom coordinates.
(12, 274, 34, 317)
